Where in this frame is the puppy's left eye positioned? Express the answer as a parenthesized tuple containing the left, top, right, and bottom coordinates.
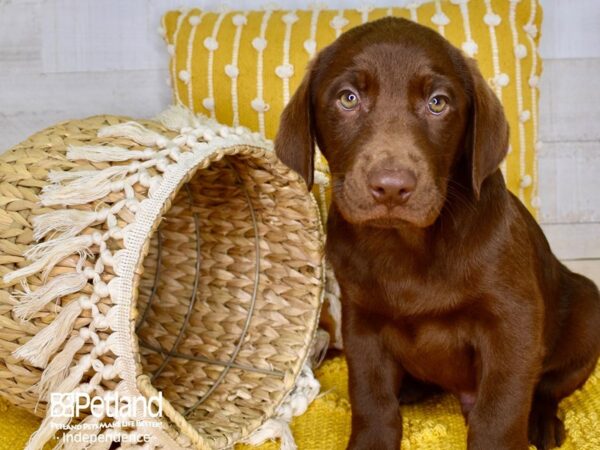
(428, 95, 448, 114)
(339, 90, 360, 110)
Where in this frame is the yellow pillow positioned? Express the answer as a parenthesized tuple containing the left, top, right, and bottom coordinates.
(161, 0, 542, 214)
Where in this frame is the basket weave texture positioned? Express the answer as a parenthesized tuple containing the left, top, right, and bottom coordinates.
(0, 110, 324, 449)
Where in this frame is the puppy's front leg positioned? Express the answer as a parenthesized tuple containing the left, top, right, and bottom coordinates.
(468, 319, 542, 450)
(343, 300, 403, 450)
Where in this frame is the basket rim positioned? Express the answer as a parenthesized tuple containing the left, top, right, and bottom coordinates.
(124, 144, 324, 448)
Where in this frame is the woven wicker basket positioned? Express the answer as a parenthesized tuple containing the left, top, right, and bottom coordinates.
(0, 108, 324, 449)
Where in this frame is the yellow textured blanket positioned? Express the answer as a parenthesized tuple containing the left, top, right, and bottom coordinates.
(2, 356, 599, 450)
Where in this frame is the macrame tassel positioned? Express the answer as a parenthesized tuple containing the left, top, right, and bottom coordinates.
(243, 418, 296, 450)
(25, 234, 94, 261)
(3, 236, 92, 283)
(325, 263, 343, 349)
(313, 169, 330, 186)
(38, 334, 86, 399)
(245, 364, 319, 450)
(27, 364, 88, 450)
(41, 165, 132, 206)
(98, 122, 169, 148)
(55, 363, 87, 399)
(88, 435, 114, 450)
(67, 144, 155, 163)
(59, 414, 104, 450)
(46, 169, 105, 184)
(325, 291, 343, 350)
(24, 411, 71, 450)
(13, 300, 82, 368)
(13, 272, 88, 320)
(309, 329, 330, 368)
(33, 209, 104, 241)
(156, 105, 198, 131)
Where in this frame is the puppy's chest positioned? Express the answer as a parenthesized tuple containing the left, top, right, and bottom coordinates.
(341, 249, 471, 317)
(382, 318, 478, 393)
(378, 272, 464, 315)
(338, 240, 479, 390)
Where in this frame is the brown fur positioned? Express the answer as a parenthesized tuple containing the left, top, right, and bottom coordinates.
(275, 17, 600, 450)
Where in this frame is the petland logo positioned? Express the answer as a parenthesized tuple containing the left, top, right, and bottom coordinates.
(50, 392, 163, 419)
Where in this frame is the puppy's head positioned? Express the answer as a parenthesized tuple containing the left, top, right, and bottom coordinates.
(275, 17, 508, 228)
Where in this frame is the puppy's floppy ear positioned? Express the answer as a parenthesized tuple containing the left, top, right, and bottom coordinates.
(467, 58, 509, 199)
(275, 63, 316, 190)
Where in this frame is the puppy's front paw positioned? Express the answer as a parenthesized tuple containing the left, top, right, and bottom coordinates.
(528, 405, 566, 450)
(347, 427, 401, 450)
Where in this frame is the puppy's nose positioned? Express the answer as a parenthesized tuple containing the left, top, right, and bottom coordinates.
(368, 168, 417, 206)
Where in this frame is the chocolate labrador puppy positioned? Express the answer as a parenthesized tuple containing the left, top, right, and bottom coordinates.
(275, 17, 600, 450)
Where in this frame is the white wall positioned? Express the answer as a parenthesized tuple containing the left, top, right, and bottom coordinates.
(535, 0, 600, 282)
(1, 0, 599, 282)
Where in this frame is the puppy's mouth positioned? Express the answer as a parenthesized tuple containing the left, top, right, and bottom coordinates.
(332, 177, 443, 229)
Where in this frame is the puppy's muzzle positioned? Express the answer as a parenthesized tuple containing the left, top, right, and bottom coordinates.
(368, 167, 417, 207)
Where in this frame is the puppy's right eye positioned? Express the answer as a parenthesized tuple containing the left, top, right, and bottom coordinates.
(339, 90, 360, 110)
(428, 95, 448, 114)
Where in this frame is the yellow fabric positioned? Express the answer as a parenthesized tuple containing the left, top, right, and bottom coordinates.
(162, 0, 543, 214)
(3, 356, 599, 449)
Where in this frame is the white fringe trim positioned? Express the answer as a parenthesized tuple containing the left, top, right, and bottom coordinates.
(155, 104, 201, 130)
(244, 418, 297, 450)
(58, 415, 104, 450)
(313, 169, 330, 187)
(42, 165, 135, 206)
(67, 145, 155, 163)
(325, 262, 343, 349)
(4, 238, 91, 283)
(25, 413, 72, 450)
(33, 208, 115, 241)
(13, 299, 82, 368)
(13, 272, 88, 320)
(242, 363, 320, 449)
(98, 121, 169, 148)
(38, 334, 85, 399)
